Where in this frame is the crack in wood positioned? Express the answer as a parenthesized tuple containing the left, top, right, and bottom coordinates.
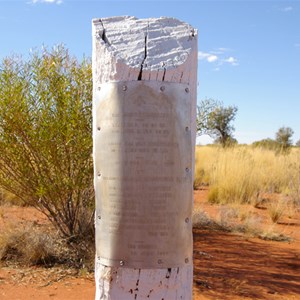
(99, 19, 110, 45)
(162, 68, 166, 81)
(138, 33, 148, 80)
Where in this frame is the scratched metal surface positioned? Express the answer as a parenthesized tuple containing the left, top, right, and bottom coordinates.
(93, 81, 193, 269)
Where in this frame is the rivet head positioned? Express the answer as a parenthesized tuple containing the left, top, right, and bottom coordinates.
(157, 259, 163, 264)
(160, 86, 165, 92)
(185, 258, 189, 264)
(122, 85, 127, 91)
(185, 87, 189, 93)
(120, 260, 124, 266)
(185, 217, 189, 223)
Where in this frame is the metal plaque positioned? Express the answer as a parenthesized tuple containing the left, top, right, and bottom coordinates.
(94, 81, 193, 269)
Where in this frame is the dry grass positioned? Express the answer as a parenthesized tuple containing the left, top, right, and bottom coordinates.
(192, 206, 229, 231)
(0, 188, 24, 206)
(259, 229, 292, 242)
(192, 206, 291, 242)
(267, 198, 286, 223)
(0, 222, 95, 270)
(194, 146, 300, 207)
(0, 224, 58, 266)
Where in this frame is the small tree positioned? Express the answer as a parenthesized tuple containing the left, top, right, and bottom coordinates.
(252, 138, 279, 151)
(196, 98, 220, 136)
(197, 98, 238, 147)
(296, 139, 300, 147)
(275, 126, 294, 152)
(0, 46, 94, 240)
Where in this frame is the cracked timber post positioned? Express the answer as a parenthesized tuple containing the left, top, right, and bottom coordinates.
(92, 16, 198, 300)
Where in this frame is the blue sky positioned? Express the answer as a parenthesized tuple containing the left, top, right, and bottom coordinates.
(0, 0, 299, 144)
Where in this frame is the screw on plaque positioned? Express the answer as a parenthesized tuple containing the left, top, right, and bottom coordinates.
(97, 126, 101, 131)
(160, 86, 165, 92)
(157, 259, 163, 264)
(185, 258, 189, 264)
(185, 167, 190, 172)
(185, 217, 190, 223)
(120, 260, 124, 266)
(185, 87, 189, 93)
(97, 173, 101, 178)
(122, 85, 127, 91)
(98, 215, 101, 220)
(98, 86, 101, 91)
(185, 126, 189, 132)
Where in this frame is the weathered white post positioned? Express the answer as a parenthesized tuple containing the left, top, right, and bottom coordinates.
(92, 16, 197, 300)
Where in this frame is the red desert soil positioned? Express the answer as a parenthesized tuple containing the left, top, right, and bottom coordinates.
(1, 190, 300, 300)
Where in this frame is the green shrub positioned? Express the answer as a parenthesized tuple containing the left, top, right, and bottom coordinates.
(0, 46, 94, 240)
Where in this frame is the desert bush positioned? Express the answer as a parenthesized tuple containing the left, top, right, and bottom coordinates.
(192, 206, 228, 231)
(252, 138, 280, 151)
(192, 207, 213, 228)
(259, 229, 292, 242)
(194, 146, 300, 205)
(0, 224, 57, 265)
(0, 46, 94, 240)
(192, 205, 291, 241)
(0, 223, 95, 269)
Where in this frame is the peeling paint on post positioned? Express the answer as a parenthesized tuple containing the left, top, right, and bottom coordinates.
(92, 16, 198, 300)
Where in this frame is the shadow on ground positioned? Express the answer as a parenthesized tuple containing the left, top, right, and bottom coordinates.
(193, 228, 300, 299)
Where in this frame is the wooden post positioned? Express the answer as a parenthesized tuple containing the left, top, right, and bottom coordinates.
(92, 16, 197, 300)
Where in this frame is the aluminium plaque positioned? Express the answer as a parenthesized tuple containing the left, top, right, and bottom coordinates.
(94, 81, 193, 269)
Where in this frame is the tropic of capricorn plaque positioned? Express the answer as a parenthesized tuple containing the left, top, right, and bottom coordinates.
(94, 81, 193, 269)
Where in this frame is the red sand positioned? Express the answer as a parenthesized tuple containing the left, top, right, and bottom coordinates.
(1, 190, 300, 300)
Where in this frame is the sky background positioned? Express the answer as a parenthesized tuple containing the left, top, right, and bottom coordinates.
(0, 0, 299, 145)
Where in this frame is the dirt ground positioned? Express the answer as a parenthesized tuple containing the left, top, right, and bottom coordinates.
(1, 190, 300, 300)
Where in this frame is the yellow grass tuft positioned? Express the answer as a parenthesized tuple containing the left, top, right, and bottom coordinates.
(267, 198, 286, 223)
(194, 146, 300, 206)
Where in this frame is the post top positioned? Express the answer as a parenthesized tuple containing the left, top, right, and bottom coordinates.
(92, 16, 197, 71)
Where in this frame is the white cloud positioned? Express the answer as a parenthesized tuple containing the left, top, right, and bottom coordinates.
(198, 51, 209, 60)
(30, 0, 63, 4)
(198, 49, 239, 69)
(224, 56, 239, 66)
(198, 51, 219, 63)
(282, 6, 293, 12)
(207, 55, 218, 63)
